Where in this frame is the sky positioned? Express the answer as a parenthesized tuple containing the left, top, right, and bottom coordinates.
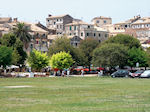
(0, 0, 150, 25)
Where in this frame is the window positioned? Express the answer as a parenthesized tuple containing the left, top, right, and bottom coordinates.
(42, 34, 45, 37)
(88, 26, 90, 28)
(57, 19, 59, 22)
(57, 25, 59, 29)
(105, 34, 108, 37)
(74, 33, 76, 36)
(50, 40, 53, 43)
(81, 32, 83, 36)
(87, 33, 89, 36)
(96, 20, 99, 23)
(54, 22, 56, 25)
(94, 33, 96, 37)
(104, 20, 107, 23)
(99, 33, 101, 37)
(60, 25, 62, 29)
(47, 20, 50, 22)
(74, 26, 76, 30)
(70, 26, 72, 30)
(30, 44, 33, 48)
(70, 33, 72, 36)
(75, 43, 78, 47)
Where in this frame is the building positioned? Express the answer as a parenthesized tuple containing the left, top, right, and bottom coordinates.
(125, 17, 150, 43)
(0, 17, 12, 24)
(0, 18, 49, 53)
(98, 15, 141, 37)
(46, 14, 73, 35)
(91, 16, 112, 27)
(65, 20, 109, 42)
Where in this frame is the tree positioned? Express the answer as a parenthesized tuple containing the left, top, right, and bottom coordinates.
(0, 33, 16, 47)
(104, 34, 141, 49)
(128, 47, 148, 67)
(0, 46, 12, 74)
(79, 38, 99, 70)
(28, 49, 49, 71)
(50, 52, 74, 71)
(146, 47, 150, 67)
(12, 48, 21, 65)
(13, 23, 31, 49)
(13, 38, 27, 65)
(48, 37, 86, 66)
(0, 33, 27, 65)
(92, 43, 128, 68)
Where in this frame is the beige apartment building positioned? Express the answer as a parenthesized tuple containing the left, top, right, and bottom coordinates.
(0, 17, 49, 53)
(46, 14, 73, 35)
(125, 17, 150, 43)
(65, 20, 109, 42)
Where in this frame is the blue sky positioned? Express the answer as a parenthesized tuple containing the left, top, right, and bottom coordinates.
(0, 0, 150, 25)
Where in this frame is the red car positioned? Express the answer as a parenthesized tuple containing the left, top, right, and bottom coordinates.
(131, 70, 144, 78)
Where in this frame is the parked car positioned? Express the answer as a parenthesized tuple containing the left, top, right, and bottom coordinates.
(131, 70, 144, 78)
(140, 70, 150, 78)
(111, 70, 131, 78)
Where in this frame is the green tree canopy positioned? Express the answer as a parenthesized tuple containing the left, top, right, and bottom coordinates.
(50, 51, 74, 70)
(48, 37, 86, 66)
(0, 46, 13, 69)
(0, 33, 27, 65)
(28, 49, 49, 71)
(92, 43, 128, 68)
(79, 38, 99, 69)
(104, 34, 141, 49)
(128, 47, 148, 67)
(0, 33, 16, 47)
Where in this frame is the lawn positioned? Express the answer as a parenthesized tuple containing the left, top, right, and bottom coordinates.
(0, 77, 150, 112)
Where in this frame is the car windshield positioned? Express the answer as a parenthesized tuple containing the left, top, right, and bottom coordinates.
(135, 70, 143, 73)
(117, 70, 128, 73)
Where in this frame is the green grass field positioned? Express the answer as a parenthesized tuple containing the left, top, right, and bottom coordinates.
(0, 77, 150, 112)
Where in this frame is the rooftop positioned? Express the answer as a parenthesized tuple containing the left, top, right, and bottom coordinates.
(66, 21, 92, 26)
(0, 17, 12, 23)
(47, 14, 72, 19)
(92, 16, 112, 20)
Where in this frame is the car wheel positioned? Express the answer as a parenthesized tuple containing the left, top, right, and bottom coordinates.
(112, 75, 115, 78)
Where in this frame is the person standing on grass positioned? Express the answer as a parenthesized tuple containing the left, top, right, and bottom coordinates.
(62, 70, 65, 77)
(81, 69, 84, 76)
(67, 70, 70, 77)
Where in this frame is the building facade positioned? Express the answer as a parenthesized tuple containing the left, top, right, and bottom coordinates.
(65, 21, 109, 42)
(46, 14, 73, 35)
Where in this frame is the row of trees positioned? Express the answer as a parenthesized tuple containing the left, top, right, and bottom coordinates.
(0, 22, 149, 73)
(48, 34, 150, 71)
(92, 34, 149, 68)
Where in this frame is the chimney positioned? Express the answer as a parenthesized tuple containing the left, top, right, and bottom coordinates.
(13, 18, 18, 22)
(48, 14, 52, 17)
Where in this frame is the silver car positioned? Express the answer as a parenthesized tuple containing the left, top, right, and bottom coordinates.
(140, 70, 150, 78)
